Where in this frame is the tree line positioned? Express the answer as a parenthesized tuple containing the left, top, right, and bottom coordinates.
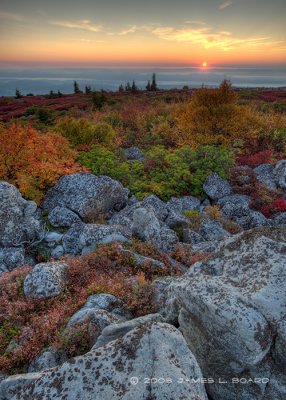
(14, 73, 159, 98)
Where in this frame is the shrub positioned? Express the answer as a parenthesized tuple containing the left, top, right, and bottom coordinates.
(260, 198, 286, 218)
(0, 123, 83, 203)
(55, 117, 115, 148)
(172, 80, 261, 147)
(93, 122, 115, 147)
(78, 144, 234, 201)
(187, 145, 234, 197)
(237, 149, 275, 167)
(0, 243, 180, 374)
(60, 321, 91, 359)
(24, 106, 54, 124)
(204, 205, 222, 220)
(184, 210, 204, 231)
(54, 116, 95, 147)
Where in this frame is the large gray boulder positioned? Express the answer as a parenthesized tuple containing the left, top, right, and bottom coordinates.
(162, 227, 286, 400)
(203, 173, 232, 201)
(235, 210, 272, 229)
(0, 322, 208, 400)
(254, 163, 277, 190)
(109, 195, 170, 227)
(131, 207, 178, 252)
(24, 262, 67, 299)
(66, 294, 130, 329)
(166, 195, 201, 228)
(47, 206, 81, 228)
(198, 220, 230, 242)
(28, 348, 67, 373)
(42, 173, 129, 223)
(217, 194, 251, 219)
(273, 212, 286, 226)
(0, 247, 25, 275)
(62, 223, 131, 256)
(274, 160, 286, 189)
(0, 181, 42, 248)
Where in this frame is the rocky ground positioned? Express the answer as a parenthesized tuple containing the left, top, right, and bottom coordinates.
(0, 159, 286, 399)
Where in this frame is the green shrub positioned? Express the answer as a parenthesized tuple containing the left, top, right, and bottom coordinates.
(93, 122, 116, 147)
(54, 117, 115, 148)
(54, 116, 95, 147)
(78, 145, 234, 201)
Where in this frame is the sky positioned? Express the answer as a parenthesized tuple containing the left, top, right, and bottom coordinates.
(0, 0, 285, 67)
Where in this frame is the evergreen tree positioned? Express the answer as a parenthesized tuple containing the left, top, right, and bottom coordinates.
(15, 89, 22, 99)
(131, 80, 138, 93)
(125, 82, 131, 91)
(91, 91, 106, 110)
(73, 80, 81, 94)
(118, 84, 124, 92)
(150, 73, 158, 91)
(57, 90, 63, 97)
(146, 80, 151, 91)
(85, 85, 92, 94)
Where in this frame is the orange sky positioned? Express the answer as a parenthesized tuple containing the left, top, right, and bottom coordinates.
(0, 0, 286, 67)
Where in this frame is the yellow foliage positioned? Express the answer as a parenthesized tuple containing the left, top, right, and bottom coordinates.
(169, 80, 262, 148)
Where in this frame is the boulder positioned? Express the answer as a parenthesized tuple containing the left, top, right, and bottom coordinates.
(94, 313, 163, 348)
(66, 294, 129, 329)
(0, 247, 25, 275)
(123, 146, 144, 161)
(273, 212, 286, 226)
(41, 173, 129, 223)
(167, 195, 201, 214)
(119, 246, 165, 269)
(0, 181, 42, 248)
(65, 309, 122, 348)
(48, 206, 81, 227)
(131, 207, 161, 241)
(23, 262, 67, 299)
(203, 173, 232, 201)
(110, 195, 170, 226)
(0, 322, 208, 400)
(217, 194, 251, 219)
(235, 210, 272, 229)
(131, 208, 178, 252)
(198, 220, 230, 242)
(162, 227, 286, 400)
(166, 196, 201, 228)
(254, 163, 277, 190)
(62, 223, 131, 256)
(28, 348, 67, 373)
(182, 229, 206, 245)
(274, 160, 286, 189)
(50, 245, 64, 259)
(44, 231, 63, 243)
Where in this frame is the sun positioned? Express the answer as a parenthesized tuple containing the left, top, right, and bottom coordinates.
(202, 61, 208, 67)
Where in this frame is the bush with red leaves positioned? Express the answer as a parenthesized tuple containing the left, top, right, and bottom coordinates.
(237, 149, 275, 168)
(260, 198, 286, 218)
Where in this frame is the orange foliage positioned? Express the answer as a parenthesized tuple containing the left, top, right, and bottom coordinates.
(171, 80, 261, 147)
(0, 123, 84, 202)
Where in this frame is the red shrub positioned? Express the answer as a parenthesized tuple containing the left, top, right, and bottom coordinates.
(237, 149, 275, 167)
(0, 242, 181, 374)
(260, 198, 286, 217)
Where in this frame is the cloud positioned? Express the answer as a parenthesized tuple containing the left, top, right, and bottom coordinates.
(119, 26, 137, 35)
(219, 1, 233, 10)
(150, 24, 283, 51)
(0, 11, 24, 21)
(184, 20, 206, 25)
(50, 19, 102, 33)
